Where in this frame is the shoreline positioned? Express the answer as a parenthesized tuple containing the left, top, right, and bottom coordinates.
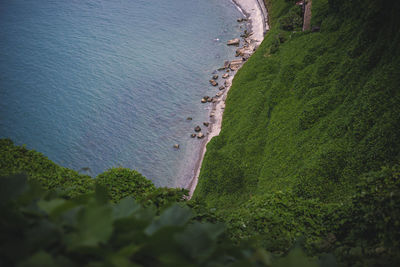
(188, 0, 269, 197)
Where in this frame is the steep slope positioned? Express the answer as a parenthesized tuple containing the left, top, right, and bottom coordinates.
(194, 0, 400, 264)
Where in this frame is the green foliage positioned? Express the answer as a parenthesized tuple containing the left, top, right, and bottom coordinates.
(331, 165, 400, 265)
(0, 138, 94, 197)
(195, 0, 400, 265)
(96, 168, 155, 202)
(0, 139, 188, 212)
(0, 175, 322, 267)
(278, 5, 303, 31)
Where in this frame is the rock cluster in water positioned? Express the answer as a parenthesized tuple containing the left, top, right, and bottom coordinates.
(180, 16, 261, 148)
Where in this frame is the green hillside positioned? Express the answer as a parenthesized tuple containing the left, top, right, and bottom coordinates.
(1, 0, 400, 265)
(194, 0, 400, 264)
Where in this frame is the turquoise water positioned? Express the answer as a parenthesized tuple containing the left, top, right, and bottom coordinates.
(0, 0, 244, 187)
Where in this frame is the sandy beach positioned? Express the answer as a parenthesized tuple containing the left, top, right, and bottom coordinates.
(188, 0, 269, 197)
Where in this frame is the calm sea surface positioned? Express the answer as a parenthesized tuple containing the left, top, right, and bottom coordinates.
(0, 0, 243, 187)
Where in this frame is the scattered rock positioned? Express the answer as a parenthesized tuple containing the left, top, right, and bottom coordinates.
(224, 80, 231, 87)
(222, 73, 229, 79)
(236, 47, 252, 58)
(237, 18, 248, 23)
(240, 30, 250, 38)
(173, 144, 180, 149)
(194, 126, 201, 132)
(207, 97, 213, 102)
(227, 38, 240, 46)
(224, 61, 230, 69)
(197, 132, 204, 139)
(186, 117, 192, 120)
(201, 98, 207, 103)
(219, 86, 225, 90)
(203, 122, 210, 127)
(229, 59, 243, 71)
(191, 133, 196, 138)
(212, 98, 218, 103)
(216, 92, 223, 97)
(209, 79, 218, 86)
(210, 112, 215, 117)
(203, 95, 210, 100)
(212, 74, 219, 79)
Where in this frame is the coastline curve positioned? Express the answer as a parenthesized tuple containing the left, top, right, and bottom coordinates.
(188, 0, 269, 198)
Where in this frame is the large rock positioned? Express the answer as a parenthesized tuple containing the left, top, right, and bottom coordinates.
(197, 132, 204, 139)
(219, 86, 225, 90)
(236, 47, 252, 57)
(212, 74, 218, 79)
(203, 122, 210, 127)
(194, 126, 201, 132)
(209, 79, 218, 86)
(227, 38, 240, 46)
(201, 98, 207, 103)
(191, 133, 196, 138)
(224, 61, 230, 69)
(222, 73, 229, 79)
(173, 144, 180, 149)
(216, 91, 223, 97)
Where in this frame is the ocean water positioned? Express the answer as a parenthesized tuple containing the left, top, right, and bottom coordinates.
(0, 0, 244, 187)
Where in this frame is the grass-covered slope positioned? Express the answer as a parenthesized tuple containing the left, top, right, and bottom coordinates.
(194, 0, 400, 264)
(0, 139, 186, 208)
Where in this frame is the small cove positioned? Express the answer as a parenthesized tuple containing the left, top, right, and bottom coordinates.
(0, 0, 244, 187)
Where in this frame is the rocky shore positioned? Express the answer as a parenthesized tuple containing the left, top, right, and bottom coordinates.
(187, 0, 269, 197)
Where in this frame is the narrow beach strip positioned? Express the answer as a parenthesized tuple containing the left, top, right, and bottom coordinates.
(188, 0, 269, 198)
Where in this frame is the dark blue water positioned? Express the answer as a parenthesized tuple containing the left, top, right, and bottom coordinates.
(0, 0, 243, 187)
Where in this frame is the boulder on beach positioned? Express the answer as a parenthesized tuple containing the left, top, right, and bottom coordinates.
(216, 91, 223, 97)
(173, 144, 180, 149)
(207, 97, 213, 102)
(187, 117, 192, 120)
(222, 73, 229, 79)
(213, 74, 218, 79)
(230, 65, 240, 71)
(227, 38, 240, 46)
(203, 122, 210, 127)
(201, 98, 207, 103)
(209, 79, 218, 86)
(194, 126, 201, 132)
(197, 132, 204, 139)
(210, 112, 215, 117)
(191, 133, 196, 138)
(224, 61, 230, 68)
(224, 80, 230, 87)
(219, 86, 225, 90)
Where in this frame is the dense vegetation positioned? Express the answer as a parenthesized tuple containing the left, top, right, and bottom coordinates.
(1, 0, 400, 265)
(194, 0, 400, 265)
(0, 145, 322, 266)
(0, 139, 186, 210)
